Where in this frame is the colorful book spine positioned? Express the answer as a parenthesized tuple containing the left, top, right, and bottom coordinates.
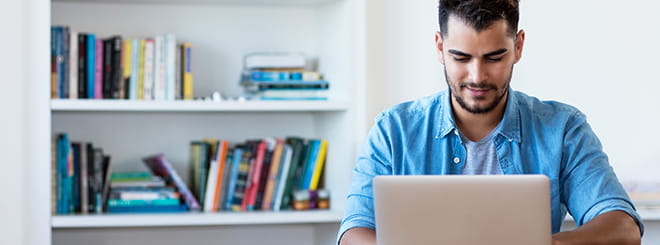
(86, 33, 95, 99)
(181, 42, 193, 100)
(122, 39, 132, 100)
(137, 39, 145, 100)
(244, 140, 267, 211)
(211, 141, 229, 211)
(261, 139, 284, 210)
(273, 144, 292, 210)
(143, 154, 201, 211)
(309, 139, 328, 190)
(143, 38, 154, 100)
(129, 39, 139, 100)
(224, 147, 242, 211)
(69, 31, 78, 99)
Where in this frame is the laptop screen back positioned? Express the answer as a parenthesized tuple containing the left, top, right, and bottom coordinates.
(373, 175, 551, 245)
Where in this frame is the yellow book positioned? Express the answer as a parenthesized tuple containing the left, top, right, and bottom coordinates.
(137, 39, 145, 100)
(309, 140, 328, 190)
(181, 42, 193, 100)
(121, 39, 132, 99)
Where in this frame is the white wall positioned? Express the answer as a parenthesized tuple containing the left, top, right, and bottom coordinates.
(0, 0, 51, 244)
(364, 0, 660, 183)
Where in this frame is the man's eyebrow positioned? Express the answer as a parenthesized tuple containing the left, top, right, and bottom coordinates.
(448, 49, 471, 57)
(483, 48, 508, 57)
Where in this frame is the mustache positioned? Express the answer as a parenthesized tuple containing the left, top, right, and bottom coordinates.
(459, 82, 497, 90)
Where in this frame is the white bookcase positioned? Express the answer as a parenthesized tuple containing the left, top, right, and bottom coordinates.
(50, 0, 366, 244)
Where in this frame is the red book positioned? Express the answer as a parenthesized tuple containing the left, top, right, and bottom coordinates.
(242, 140, 267, 211)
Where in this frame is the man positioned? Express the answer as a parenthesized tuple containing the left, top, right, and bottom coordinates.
(338, 0, 643, 244)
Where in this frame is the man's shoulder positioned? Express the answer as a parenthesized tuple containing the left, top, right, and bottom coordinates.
(376, 91, 447, 123)
(512, 90, 586, 123)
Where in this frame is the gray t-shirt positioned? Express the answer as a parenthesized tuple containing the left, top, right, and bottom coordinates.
(459, 126, 503, 175)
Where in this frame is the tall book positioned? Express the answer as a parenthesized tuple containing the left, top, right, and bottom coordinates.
(143, 154, 199, 211)
(211, 140, 229, 211)
(94, 39, 103, 99)
(224, 147, 243, 210)
(122, 39, 132, 99)
(137, 39, 146, 100)
(77, 33, 87, 99)
(255, 139, 275, 209)
(272, 144, 293, 211)
(68, 30, 78, 99)
(244, 140, 267, 211)
(181, 42, 193, 100)
(86, 33, 95, 99)
(143, 38, 155, 100)
(231, 145, 253, 211)
(309, 139, 328, 190)
(261, 138, 284, 210)
(280, 137, 305, 210)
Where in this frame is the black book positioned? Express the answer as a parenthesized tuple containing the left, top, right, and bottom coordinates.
(77, 33, 87, 99)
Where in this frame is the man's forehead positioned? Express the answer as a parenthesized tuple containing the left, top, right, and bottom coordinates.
(443, 15, 514, 52)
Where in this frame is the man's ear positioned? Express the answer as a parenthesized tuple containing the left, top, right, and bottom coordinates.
(435, 31, 445, 65)
(514, 29, 525, 64)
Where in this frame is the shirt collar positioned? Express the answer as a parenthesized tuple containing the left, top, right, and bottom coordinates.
(435, 87, 521, 143)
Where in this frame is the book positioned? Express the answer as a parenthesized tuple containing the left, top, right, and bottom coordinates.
(309, 139, 328, 190)
(94, 39, 103, 99)
(69, 30, 78, 99)
(224, 147, 243, 210)
(129, 39, 139, 100)
(122, 39, 132, 100)
(261, 138, 284, 210)
(165, 34, 176, 100)
(137, 39, 145, 100)
(244, 52, 306, 69)
(86, 33, 95, 99)
(181, 42, 193, 100)
(211, 140, 229, 211)
(143, 153, 201, 211)
(143, 38, 155, 100)
(107, 204, 187, 213)
(78, 142, 89, 214)
(101, 155, 113, 212)
(273, 144, 293, 211)
(231, 145, 253, 211)
(255, 139, 275, 209)
(298, 139, 318, 190)
(203, 159, 218, 212)
(280, 137, 305, 210)
(244, 140, 267, 211)
(77, 33, 87, 99)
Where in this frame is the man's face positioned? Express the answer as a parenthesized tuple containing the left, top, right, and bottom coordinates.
(436, 15, 525, 114)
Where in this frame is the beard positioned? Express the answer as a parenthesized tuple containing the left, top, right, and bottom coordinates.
(445, 67, 512, 114)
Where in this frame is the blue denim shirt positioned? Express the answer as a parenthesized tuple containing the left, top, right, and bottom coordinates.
(338, 89, 643, 241)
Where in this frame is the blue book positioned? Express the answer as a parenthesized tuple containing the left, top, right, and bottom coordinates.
(301, 140, 320, 190)
(86, 34, 95, 99)
(224, 147, 243, 210)
(56, 134, 72, 214)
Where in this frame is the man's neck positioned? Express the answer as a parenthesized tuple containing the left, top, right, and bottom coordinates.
(451, 94, 507, 142)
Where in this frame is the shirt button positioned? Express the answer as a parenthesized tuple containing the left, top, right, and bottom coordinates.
(508, 139, 513, 142)
(453, 157, 461, 164)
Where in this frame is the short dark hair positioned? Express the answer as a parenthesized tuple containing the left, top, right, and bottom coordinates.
(438, 0, 520, 38)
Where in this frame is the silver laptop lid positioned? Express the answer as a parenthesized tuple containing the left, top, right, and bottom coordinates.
(374, 174, 551, 245)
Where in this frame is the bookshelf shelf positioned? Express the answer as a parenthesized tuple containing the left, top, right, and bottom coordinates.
(52, 0, 338, 6)
(51, 99, 350, 112)
(52, 210, 343, 228)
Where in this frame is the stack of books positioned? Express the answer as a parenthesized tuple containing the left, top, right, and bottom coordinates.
(107, 172, 187, 213)
(50, 26, 193, 101)
(623, 182, 660, 209)
(240, 53, 329, 101)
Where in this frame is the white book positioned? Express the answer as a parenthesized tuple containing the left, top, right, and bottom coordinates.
(129, 39, 139, 100)
(244, 52, 306, 69)
(165, 34, 176, 101)
(153, 35, 165, 100)
(69, 31, 78, 99)
(143, 39, 154, 100)
(272, 145, 292, 211)
(203, 160, 219, 212)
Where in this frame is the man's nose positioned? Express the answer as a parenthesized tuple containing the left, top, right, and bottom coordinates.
(468, 61, 488, 84)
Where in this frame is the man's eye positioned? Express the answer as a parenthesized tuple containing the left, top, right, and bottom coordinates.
(487, 57, 503, 62)
(453, 57, 470, 62)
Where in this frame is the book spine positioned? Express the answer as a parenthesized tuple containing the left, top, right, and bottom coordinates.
(69, 31, 78, 99)
(86, 34, 95, 99)
(122, 39, 132, 100)
(309, 140, 328, 190)
(79, 142, 89, 214)
(129, 39, 139, 100)
(143, 39, 154, 100)
(111, 36, 123, 99)
(211, 141, 229, 212)
(166, 34, 176, 100)
(245, 140, 267, 211)
(77, 33, 87, 99)
(153, 35, 164, 100)
(224, 147, 242, 210)
(137, 39, 145, 100)
(181, 42, 193, 100)
(203, 160, 218, 212)
(262, 139, 284, 210)
(94, 39, 103, 99)
(273, 145, 292, 211)
(61, 27, 70, 99)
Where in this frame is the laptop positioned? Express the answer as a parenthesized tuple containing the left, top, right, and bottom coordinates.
(373, 174, 551, 245)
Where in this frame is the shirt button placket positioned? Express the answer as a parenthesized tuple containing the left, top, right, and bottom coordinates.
(453, 157, 461, 164)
